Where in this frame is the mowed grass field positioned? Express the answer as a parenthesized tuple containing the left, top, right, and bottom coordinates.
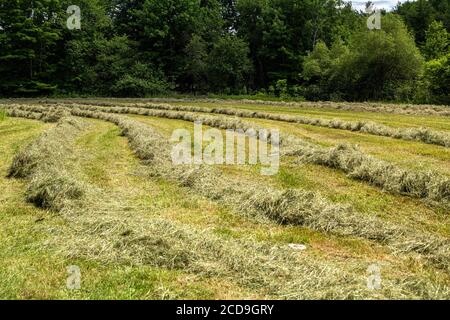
(0, 99, 449, 299)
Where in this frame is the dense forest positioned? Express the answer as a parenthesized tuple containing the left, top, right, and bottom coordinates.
(0, 0, 448, 103)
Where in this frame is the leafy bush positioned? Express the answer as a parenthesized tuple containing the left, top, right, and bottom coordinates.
(112, 63, 171, 97)
(207, 35, 253, 94)
(424, 53, 450, 105)
(302, 84, 325, 101)
(302, 15, 424, 101)
(112, 76, 170, 98)
(423, 21, 449, 61)
(0, 109, 6, 121)
(275, 79, 289, 98)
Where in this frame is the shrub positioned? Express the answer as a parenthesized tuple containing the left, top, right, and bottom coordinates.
(0, 108, 6, 121)
(112, 63, 171, 97)
(275, 79, 289, 98)
(424, 53, 450, 105)
(207, 35, 253, 93)
(303, 15, 424, 101)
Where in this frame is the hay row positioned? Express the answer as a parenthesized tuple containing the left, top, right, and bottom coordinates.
(53, 179, 449, 299)
(26, 102, 450, 208)
(236, 100, 450, 117)
(6, 105, 448, 227)
(48, 106, 449, 269)
(150, 98, 450, 117)
(4, 108, 45, 122)
(53, 100, 450, 147)
(5, 105, 69, 123)
(4, 103, 279, 144)
(42, 98, 450, 117)
(7, 116, 86, 211)
(67, 103, 280, 143)
(288, 144, 450, 208)
(4, 109, 420, 299)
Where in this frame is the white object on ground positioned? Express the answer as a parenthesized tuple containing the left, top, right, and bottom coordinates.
(288, 243, 307, 251)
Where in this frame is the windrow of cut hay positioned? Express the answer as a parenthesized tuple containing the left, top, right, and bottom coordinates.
(30, 102, 450, 208)
(47, 107, 449, 270)
(47, 98, 450, 117)
(44, 110, 448, 298)
(65, 103, 281, 143)
(53, 101, 450, 147)
(7, 116, 86, 211)
(52, 169, 450, 299)
(7, 103, 279, 144)
(149, 98, 450, 117)
(8, 103, 450, 208)
(2, 104, 69, 123)
(287, 144, 450, 209)
(4, 107, 44, 122)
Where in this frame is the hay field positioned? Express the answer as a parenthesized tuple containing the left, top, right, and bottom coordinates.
(0, 98, 449, 299)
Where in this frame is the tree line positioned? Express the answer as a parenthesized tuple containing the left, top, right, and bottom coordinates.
(0, 0, 448, 104)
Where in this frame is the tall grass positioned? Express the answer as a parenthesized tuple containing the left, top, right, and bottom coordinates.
(0, 108, 7, 121)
